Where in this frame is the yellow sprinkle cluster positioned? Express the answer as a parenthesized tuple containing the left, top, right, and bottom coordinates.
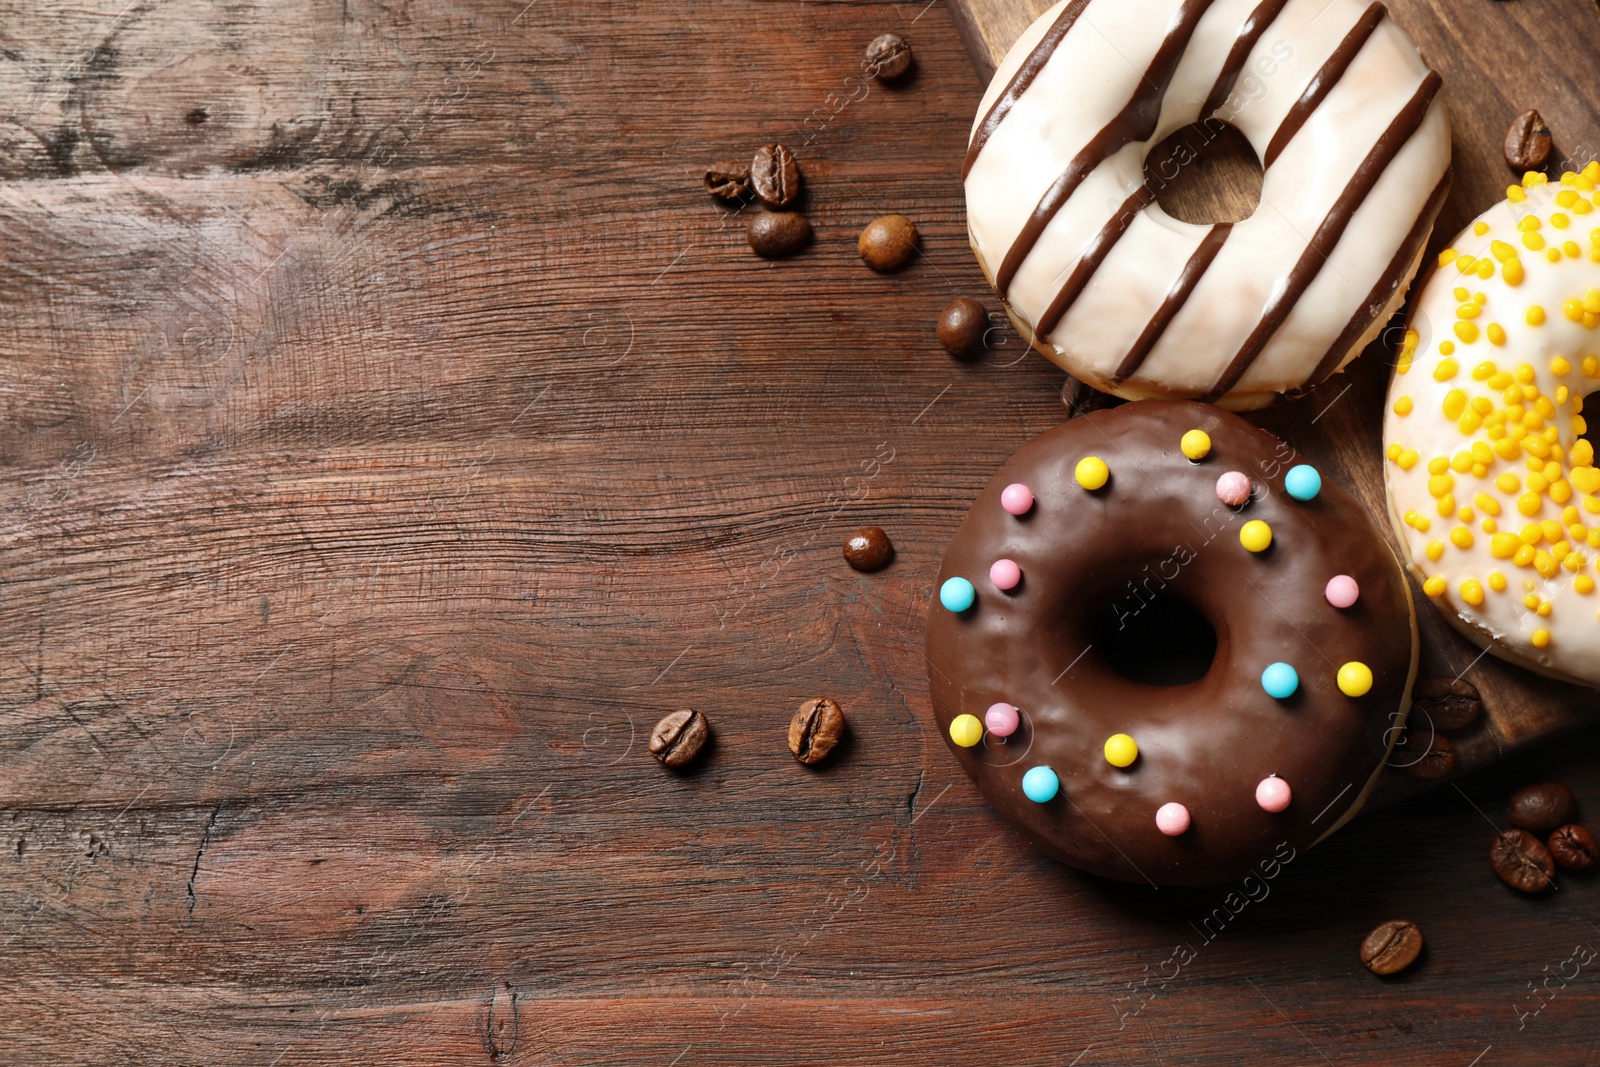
(1394, 165, 1600, 649)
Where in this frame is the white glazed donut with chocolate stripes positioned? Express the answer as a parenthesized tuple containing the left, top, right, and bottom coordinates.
(964, 0, 1451, 409)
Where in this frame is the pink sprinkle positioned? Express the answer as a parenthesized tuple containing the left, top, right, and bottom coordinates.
(990, 558, 1021, 590)
(1255, 776, 1292, 813)
(1325, 575, 1360, 608)
(1215, 471, 1252, 508)
(1155, 802, 1191, 836)
(985, 702, 1019, 737)
(1000, 483, 1034, 516)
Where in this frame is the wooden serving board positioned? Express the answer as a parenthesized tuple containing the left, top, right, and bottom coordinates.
(946, 0, 1600, 800)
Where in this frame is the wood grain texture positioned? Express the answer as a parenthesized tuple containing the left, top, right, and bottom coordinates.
(2, 0, 1600, 1063)
(950, 0, 1600, 799)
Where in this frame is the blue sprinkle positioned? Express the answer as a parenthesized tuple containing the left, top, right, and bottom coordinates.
(1261, 661, 1299, 699)
(1285, 464, 1322, 502)
(1022, 766, 1059, 803)
(940, 576, 976, 613)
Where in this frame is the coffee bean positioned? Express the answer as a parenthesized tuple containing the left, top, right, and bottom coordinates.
(938, 298, 987, 356)
(789, 697, 846, 766)
(865, 33, 912, 80)
(1548, 824, 1599, 872)
(1505, 109, 1553, 173)
(843, 527, 894, 572)
(751, 143, 801, 210)
(1412, 676, 1482, 731)
(1509, 780, 1576, 835)
(649, 708, 711, 768)
(1397, 729, 1455, 780)
(859, 214, 919, 272)
(1491, 828, 1557, 893)
(704, 162, 751, 201)
(747, 212, 812, 258)
(1360, 919, 1423, 976)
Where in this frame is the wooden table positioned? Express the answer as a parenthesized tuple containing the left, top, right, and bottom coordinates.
(3, 1, 1599, 1063)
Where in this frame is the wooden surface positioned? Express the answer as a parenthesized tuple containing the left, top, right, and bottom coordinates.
(3, 1, 1600, 1063)
(950, 0, 1600, 797)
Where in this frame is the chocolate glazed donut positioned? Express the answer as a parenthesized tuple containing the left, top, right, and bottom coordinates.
(927, 401, 1418, 886)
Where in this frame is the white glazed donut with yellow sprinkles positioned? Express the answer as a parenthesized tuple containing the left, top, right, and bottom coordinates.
(1385, 163, 1600, 686)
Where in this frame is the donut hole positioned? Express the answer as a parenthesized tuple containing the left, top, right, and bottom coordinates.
(1090, 593, 1217, 687)
(1142, 121, 1263, 226)
(1583, 391, 1600, 458)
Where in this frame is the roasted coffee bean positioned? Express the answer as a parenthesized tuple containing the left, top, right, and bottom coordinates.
(865, 33, 912, 80)
(1397, 729, 1455, 780)
(1412, 676, 1481, 731)
(704, 162, 751, 201)
(751, 143, 801, 209)
(789, 697, 846, 766)
(747, 212, 812, 258)
(859, 214, 919, 272)
(1505, 109, 1553, 173)
(1509, 780, 1576, 835)
(650, 708, 711, 768)
(843, 527, 894, 572)
(938, 298, 988, 356)
(1548, 824, 1599, 872)
(1490, 828, 1557, 893)
(1360, 919, 1423, 976)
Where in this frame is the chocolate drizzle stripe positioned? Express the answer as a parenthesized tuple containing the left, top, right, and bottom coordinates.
(1202, 69, 1442, 402)
(963, 0, 1096, 181)
(1298, 166, 1452, 391)
(1110, 222, 1234, 384)
(1263, 2, 1386, 169)
(995, 0, 1222, 296)
(1034, 187, 1157, 339)
(1199, 0, 1294, 118)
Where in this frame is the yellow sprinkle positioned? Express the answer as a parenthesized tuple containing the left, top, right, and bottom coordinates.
(1558, 189, 1580, 208)
(1528, 473, 1549, 493)
(1472, 441, 1494, 462)
(1584, 356, 1598, 376)
(1460, 578, 1485, 606)
(1474, 221, 1491, 236)
(1475, 493, 1502, 516)
(1490, 532, 1520, 559)
(1438, 248, 1459, 266)
(1489, 571, 1508, 591)
(1180, 429, 1212, 461)
(1434, 358, 1459, 380)
(1549, 248, 1565, 264)
(1454, 322, 1479, 344)
(1479, 259, 1495, 279)
(1450, 526, 1475, 549)
(1527, 305, 1546, 326)
(1471, 361, 1496, 381)
(1426, 540, 1445, 561)
(1488, 323, 1507, 346)
(1508, 185, 1528, 203)
(1428, 456, 1450, 475)
(1525, 171, 1548, 188)
(1586, 290, 1600, 313)
(1553, 212, 1572, 229)
(1515, 544, 1537, 566)
(1462, 414, 1485, 436)
(1423, 576, 1446, 597)
(1398, 449, 1419, 470)
(1457, 255, 1478, 274)
(1460, 506, 1475, 523)
(1553, 355, 1572, 375)
(1519, 492, 1543, 516)
(1525, 593, 1542, 610)
(1504, 258, 1526, 286)
(1453, 286, 1471, 302)
(1565, 299, 1586, 322)
(1569, 241, 1584, 258)
(1437, 495, 1456, 517)
(1495, 437, 1522, 461)
(1457, 302, 1481, 320)
(1578, 575, 1596, 594)
(1516, 363, 1536, 383)
(1442, 390, 1467, 421)
(1393, 396, 1413, 416)
(1490, 240, 1515, 262)
(1240, 520, 1272, 553)
(1552, 480, 1573, 504)
(1520, 216, 1542, 233)
(1488, 371, 1513, 389)
(1075, 455, 1109, 490)
(1451, 450, 1474, 473)
(1533, 629, 1552, 649)
(1439, 341, 1456, 356)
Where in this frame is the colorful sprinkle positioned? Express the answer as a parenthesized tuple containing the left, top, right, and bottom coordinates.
(1103, 733, 1138, 768)
(985, 702, 1019, 737)
(1000, 483, 1034, 516)
(1284, 464, 1322, 501)
(1240, 520, 1273, 553)
(1216, 471, 1252, 507)
(1324, 575, 1360, 608)
(1022, 766, 1059, 803)
(1261, 662, 1299, 699)
(949, 714, 983, 748)
(939, 577, 975, 612)
(1181, 429, 1212, 461)
(1075, 456, 1109, 490)
(989, 558, 1021, 591)
(1155, 802, 1191, 836)
(1336, 661, 1373, 697)
(1255, 776, 1292, 813)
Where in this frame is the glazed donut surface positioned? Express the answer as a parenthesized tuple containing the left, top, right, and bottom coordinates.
(964, 0, 1451, 408)
(1384, 166, 1600, 688)
(927, 401, 1417, 886)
